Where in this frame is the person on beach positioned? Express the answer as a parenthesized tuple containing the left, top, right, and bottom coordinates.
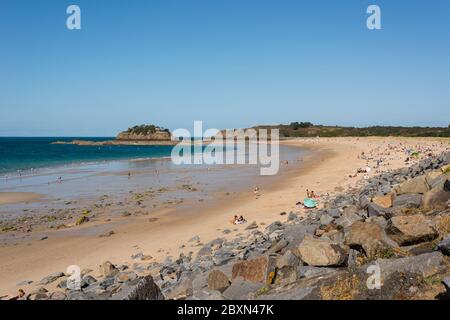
(306, 189, 318, 199)
(236, 216, 247, 224)
(254, 186, 260, 199)
(231, 215, 247, 224)
(230, 215, 238, 224)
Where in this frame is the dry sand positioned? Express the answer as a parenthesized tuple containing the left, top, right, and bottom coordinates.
(0, 137, 449, 297)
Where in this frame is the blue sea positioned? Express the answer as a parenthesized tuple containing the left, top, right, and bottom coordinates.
(0, 137, 175, 175)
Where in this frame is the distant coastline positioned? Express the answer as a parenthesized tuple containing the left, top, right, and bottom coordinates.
(251, 123, 450, 138)
(51, 139, 178, 146)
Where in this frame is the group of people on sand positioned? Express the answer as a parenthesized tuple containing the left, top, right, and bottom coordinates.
(306, 189, 318, 199)
(349, 165, 372, 179)
(230, 215, 247, 225)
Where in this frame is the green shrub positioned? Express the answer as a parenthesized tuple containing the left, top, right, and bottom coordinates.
(126, 124, 169, 135)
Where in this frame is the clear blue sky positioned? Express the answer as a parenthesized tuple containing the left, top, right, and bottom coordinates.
(1, 0, 449, 136)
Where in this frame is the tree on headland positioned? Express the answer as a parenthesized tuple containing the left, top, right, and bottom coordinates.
(126, 124, 170, 135)
(289, 122, 313, 130)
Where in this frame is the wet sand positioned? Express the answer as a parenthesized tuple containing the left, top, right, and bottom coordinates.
(0, 137, 449, 297)
(0, 192, 43, 205)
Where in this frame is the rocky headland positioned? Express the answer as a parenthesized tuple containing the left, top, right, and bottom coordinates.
(52, 124, 176, 146)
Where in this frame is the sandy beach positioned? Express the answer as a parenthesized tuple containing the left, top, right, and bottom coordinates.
(0, 137, 449, 297)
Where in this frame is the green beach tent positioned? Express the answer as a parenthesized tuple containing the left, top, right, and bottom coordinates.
(303, 198, 317, 208)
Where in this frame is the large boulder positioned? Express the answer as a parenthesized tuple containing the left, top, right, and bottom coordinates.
(321, 229, 345, 244)
(344, 221, 396, 260)
(163, 273, 194, 300)
(297, 236, 347, 267)
(327, 208, 341, 218)
(276, 249, 301, 269)
(385, 215, 438, 246)
(392, 193, 423, 208)
(320, 214, 334, 226)
(66, 291, 97, 300)
(394, 175, 430, 195)
(222, 277, 264, 300)
(437, 236, 450, 256)
(116, 271, 137, 283)
(99, 261, 119, 278)
(231, 256, 276, 284)
(372, 194, 393, 208)
(268, 238, 289, 254)
(428, 172, 450, 189)
(111, 275, 164, 300)
(422, 185, 450, 210)
(372, 252, 446, 281)
(297, 266, 337, 279)
(275, 250, 301, 285)
(207, 270, 230, 293)
(39, 272, 65, 285)
(275, 266, 298, 285)
(426, 171, 445, 188)
(49, 291, 67, 300)
(335, 211, 364, 228)
(366, 203, 390, 218)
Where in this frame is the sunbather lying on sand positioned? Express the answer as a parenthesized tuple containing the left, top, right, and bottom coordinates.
(234, 216, 247, 225)
(230, 215, 247, 225)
